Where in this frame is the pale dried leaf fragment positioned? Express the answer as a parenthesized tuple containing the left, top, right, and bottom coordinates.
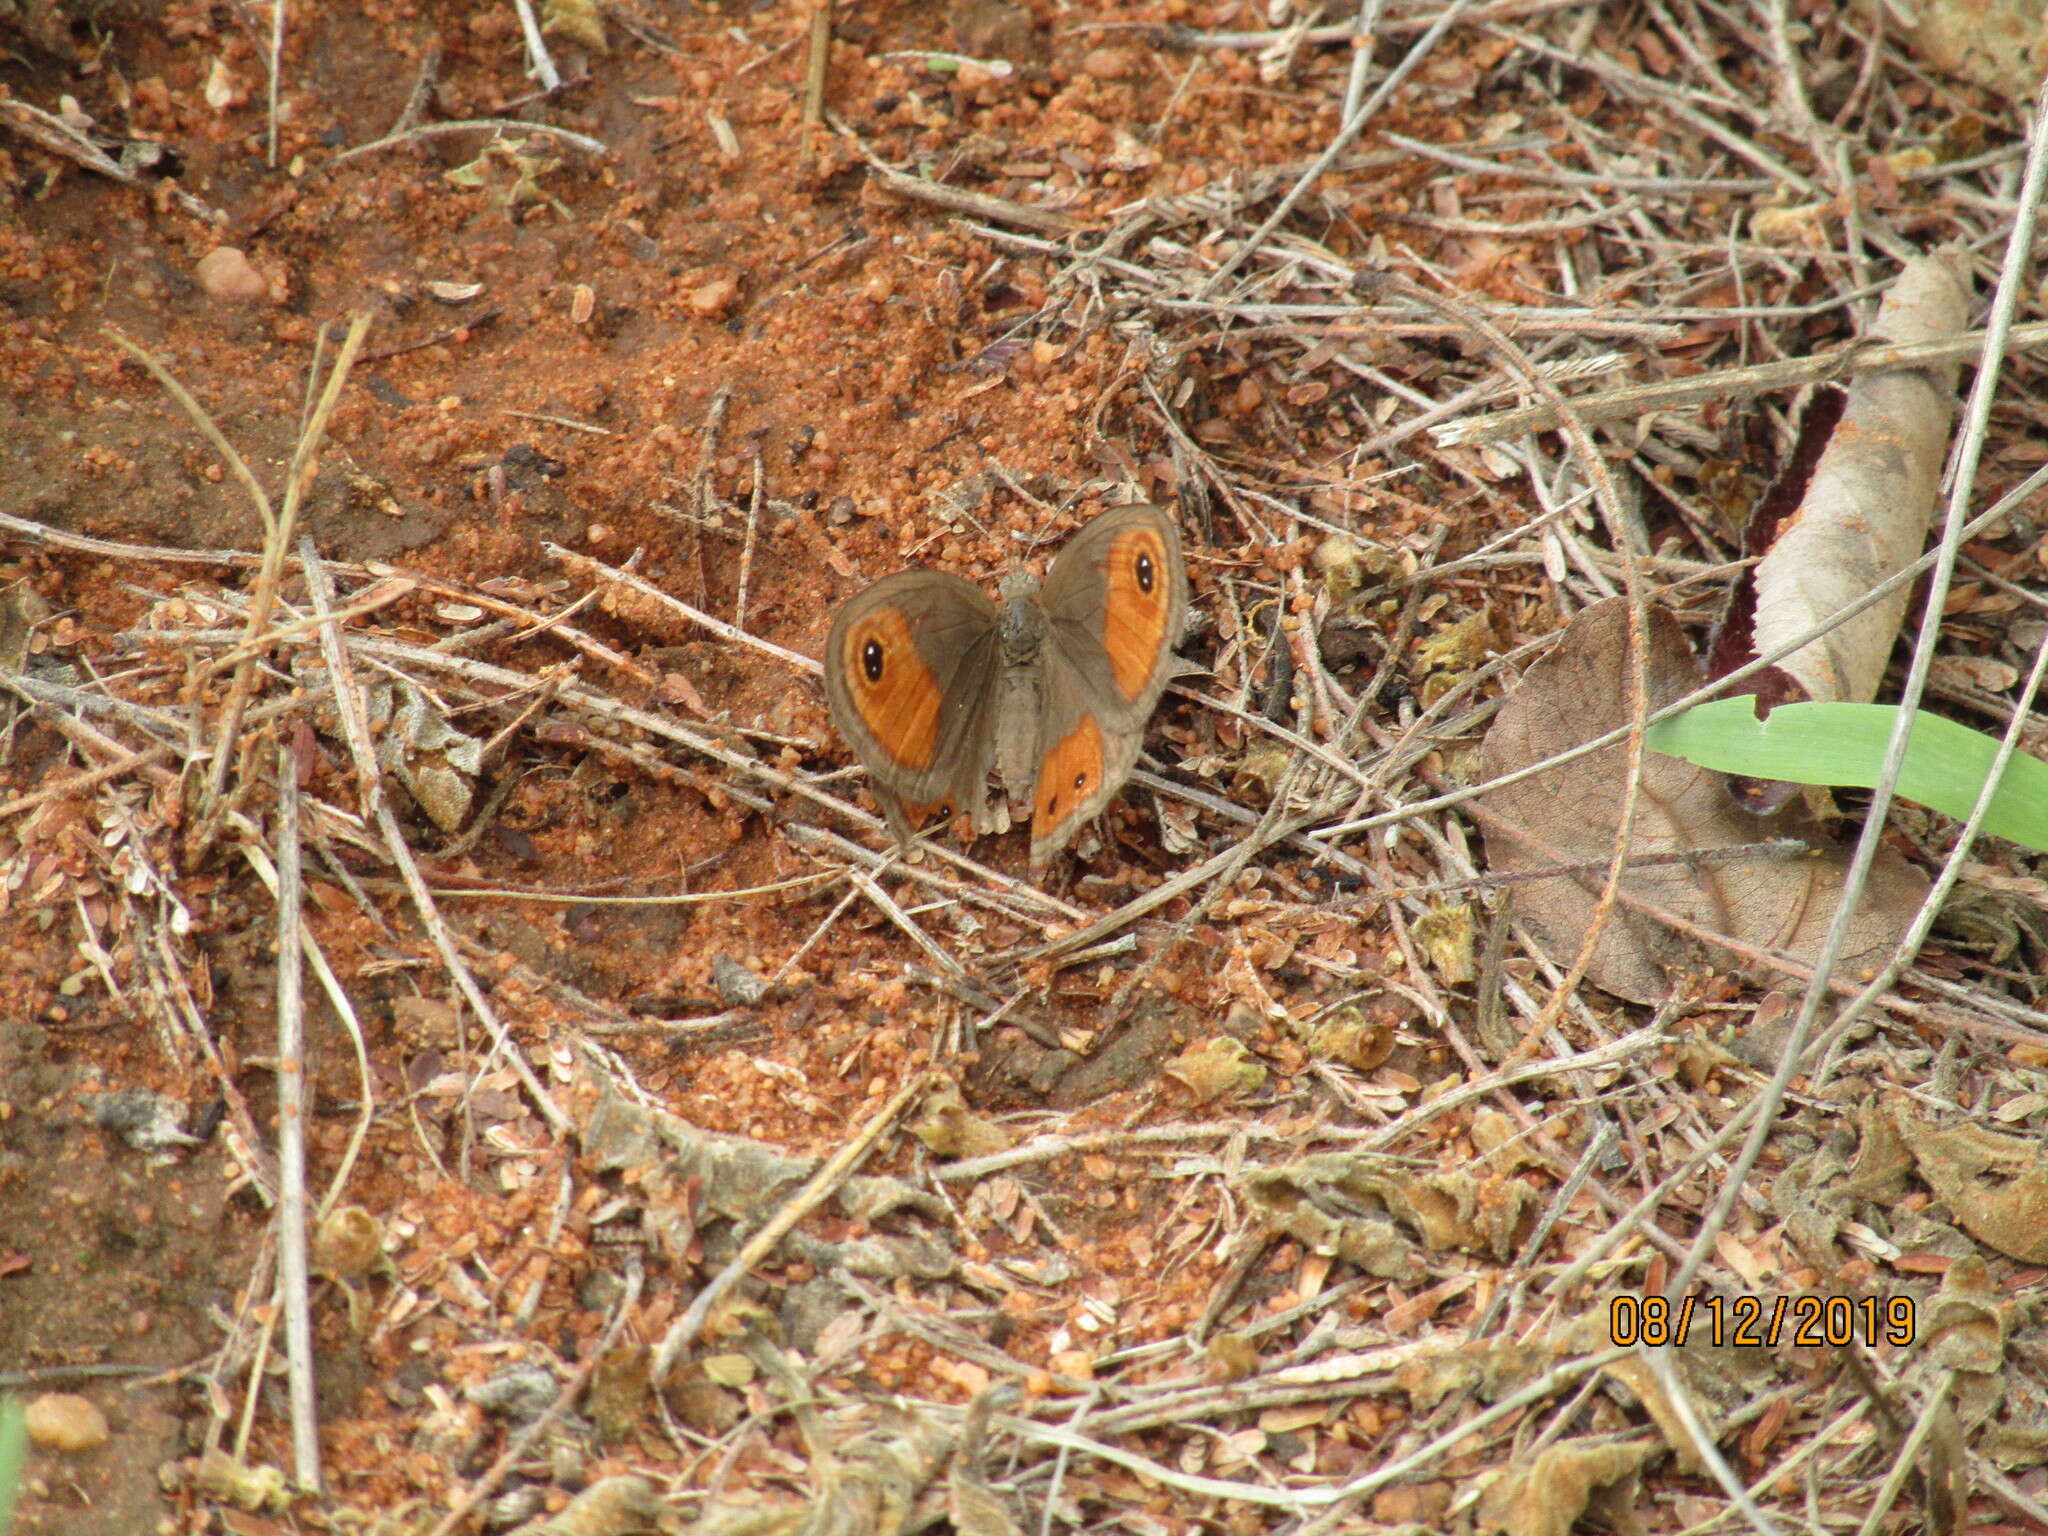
(1163, 1036, 1267, 1104)
(508, 1474, 659, 1536)
(380, 678, 483, 833)
(1892, 1106, 2048, 1264)
(1477, 1437, 1652, 1536)
(1477, 599, 1927, 1003)
(1747, 252, 1972, 709)
(913, 1081, 1013, 1159)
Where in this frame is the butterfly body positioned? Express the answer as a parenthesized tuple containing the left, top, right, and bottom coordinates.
(823, 504, 1189, 870)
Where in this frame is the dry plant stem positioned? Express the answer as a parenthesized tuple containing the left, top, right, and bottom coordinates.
(1195, 0, 1475, 298)
(1852, 1372, 1953, 1536)
(426, 1258, 642, 1536)
(1382, 274, 1652, 1067)
(869, 167, 1085, 236)
(544, 542, 821, 675)
(1310, 463, 2048, 844)
(799, 0, 831, 160)
(319, 116, 604, 173)
(271, 744, 321, 1491)
(508, 0, 562, 92)
(652, 1067, 935, 1379)
(297, 557, 571, 1136)
(238, 837, 375, 1224)
(848, 867, 971, 981)
(0, 98, 225, 223)
(933, 1025, 1661, 1184)
(1009, 1346, 1636, 1520)
(233, 1304, 279, 1464)
(1437, 320, 2048, 446)
(265, 0, 286, 167)
(735, 451, 764, 632)
(1668, 113, 2048, 1306)
(1641, 1348, 1781, 1535)
(114, 310, 367, 810)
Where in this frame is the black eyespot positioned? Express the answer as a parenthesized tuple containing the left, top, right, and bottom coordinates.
(861, 637, 884, 683)
(1135, 551, 1155, 594)
(1073, 771, 1088, 790)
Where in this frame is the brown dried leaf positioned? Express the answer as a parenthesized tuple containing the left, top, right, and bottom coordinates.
(1163, 1036, 1267, 1105)
(913, 1082, 1014, 1160)
(1477, 598, 1927, 1003)
(509, 1475, 659, 1536)
(1895, 1109, 2048, 1265)
(1477, 1437, 1653, 1536)
(1725, 252, 1972, 711)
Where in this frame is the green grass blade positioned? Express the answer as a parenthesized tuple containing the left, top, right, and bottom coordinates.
(1644, 700, 2048, 854)
(0, 1396, 25, 1536)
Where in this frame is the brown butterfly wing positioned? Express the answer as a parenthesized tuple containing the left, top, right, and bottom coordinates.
(1030, 505, 1189, 864)
(824, 571, 1001, 840)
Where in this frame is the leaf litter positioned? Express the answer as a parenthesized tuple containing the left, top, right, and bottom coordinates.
(2, 1, 2048, 1534)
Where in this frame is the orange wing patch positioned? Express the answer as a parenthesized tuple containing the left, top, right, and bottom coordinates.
(1034, 714, 1105, 831)
(1101, 526, 1174, 700)
(842, 607, 941, 771)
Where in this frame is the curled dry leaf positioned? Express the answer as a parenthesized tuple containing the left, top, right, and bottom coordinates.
(1889, 1104, 2048, 1265)
(1477, 598, 1927, 1004)
(1710, 250, 1972, 813)
(579, 1087, 943, 1272)
(1243, 1150, 1537, 1268)
(1163, 1036, 1267, 1105)
(1477, 1437, 1652, 1536)
(913, 1081, 1014, 1160)
(507, 1474, 659, 1536)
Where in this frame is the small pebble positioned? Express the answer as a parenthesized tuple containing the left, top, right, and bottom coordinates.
(687, 276, 739, 318)
(1081, 47, 1131, 80)
(25, 1393, 109, 1453)
(194, 246, 269, 303)
(712, 953, 769, 1007)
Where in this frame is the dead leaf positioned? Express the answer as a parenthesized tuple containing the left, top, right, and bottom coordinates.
(1477, 598, 1928, 1004)
(913, 1082, 1014, 1159)
(508, 1474, 659, 1536)
(1412, 901, 1477, 986)
(1164, 1037, 1267, 1105)
(1715, 253, 1972, 716)
(1478, 1437, 1653, 1536)
(1895, 1109, 2048, 1264)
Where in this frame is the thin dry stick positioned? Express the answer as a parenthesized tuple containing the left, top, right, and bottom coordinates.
(799, 0, 831, 162)
(1811, 614, 2048, 1088)
(1436, 320, 2048, 446)
(544, 541, 820, 673)
(1852, 1372, 1954, 1536)
(508, 0, 562, 93)
(1665, 115, 2048, 1308)
(1195, 0, 1474, 298)
(736, 447, 764, 632)
(272, 743, 320, 1491)
(104, 314, 371, 817)
(239, 836, 376, 1226)
(652, 1067, 934, 1379)
(265, 0, 286, 167)
(425, 1257, 643, 1536)
(296, 555, 572, 1136)
(1640, 1348, 1782, 1536)
(1381, 273, 1655, 1066)
(319, 116, 604, 173)
(868, 167, 1085, 237)
(0, 98, 226, 223)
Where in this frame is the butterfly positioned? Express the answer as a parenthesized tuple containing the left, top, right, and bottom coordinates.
(823, 504, 1189, 870)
